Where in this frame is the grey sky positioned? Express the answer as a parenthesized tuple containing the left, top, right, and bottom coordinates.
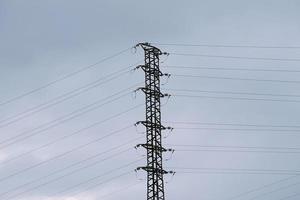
(1, 0, 300, 200)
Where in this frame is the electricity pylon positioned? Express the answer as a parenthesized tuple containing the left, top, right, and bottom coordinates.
(135, 42, 173, 200)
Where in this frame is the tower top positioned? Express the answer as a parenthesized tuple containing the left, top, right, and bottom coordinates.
(135, 42, 163, 55)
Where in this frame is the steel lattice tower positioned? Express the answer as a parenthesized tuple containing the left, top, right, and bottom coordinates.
(135, 43, 173, 200)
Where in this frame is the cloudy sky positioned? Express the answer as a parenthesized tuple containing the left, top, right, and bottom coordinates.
(1, 0, 300, 200)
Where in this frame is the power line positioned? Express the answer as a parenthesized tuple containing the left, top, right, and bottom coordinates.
(67, 171, 137, 198)
(0, 92, 132, 149)
(94, 181, 142, 200)
(173, 127, 300, 133)
(0, 65, 140, 128)
(54, 159, 142, 197)
(164, 121, 300, 128)
(0, 89, 131, 144)
(164, 88, 300, 98)
(67, 171, 135, 198)
(0, 136, 140, 197)
(0, 110, 136, 166)
(168, 144, 300, 151)
(162, 65, 300, 73)
(169, 53, 300, 62)
(175, 171, 300, 176)
(2, 146, 138, 200)
(171, 167, 300, 174)
(172, 94, 300, 103)
(226, 175, 299, 200)
(175, 149, 300, 154)
(152, 43, 300, 49)
(0, 47, 132, 107)
(171, 128, 300, 135)
(0, 107, 141, 183)
(0, 71, 138, 129)
(278, 192, 300, 200)
(246, 181, 300, 200)
(172, 74, 300, 84)
(0, 89, 140, 150)
(0, 126, 134, 183)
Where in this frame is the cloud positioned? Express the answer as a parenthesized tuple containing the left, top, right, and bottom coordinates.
(0, 0, 300, 200)
(18, 195, 95, 200)
(0, 151, 8, 162)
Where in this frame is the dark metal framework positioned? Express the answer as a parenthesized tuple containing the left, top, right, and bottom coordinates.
(135, 43, 172, 200)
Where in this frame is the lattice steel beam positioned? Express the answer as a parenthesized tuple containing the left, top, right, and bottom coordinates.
(135, 43, 173, 200)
